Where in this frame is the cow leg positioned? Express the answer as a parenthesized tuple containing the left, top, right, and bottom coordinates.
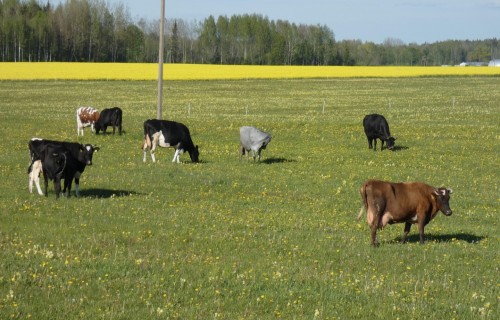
(251, 150, 257, 162)
(74, 179, 80, 197)
(172, 149, 181, 163)
(240, 146, 245, 161)
(68, 173, 80, 197)
(63, 178, 72, 197)
(118, 124, 122, 135)
(150, 133, 161, 163)
(417, 220, 426, 244)
(373, 138, 377, 151)
(142, 138, 149, 163)
(367, 206, 380, 246)
(367, 138, 373, 149)
(30, 160, 44, 195)
(401, 222, 412, 244)
(54, 179, 62, 199)
(43, 172, 49, 197)
(368, 196, 384, 246)
(28, 160, 36, 193)
(370, 224, 378, 246)
(257, 149, 262, 162)
(28, 174, 33, 193)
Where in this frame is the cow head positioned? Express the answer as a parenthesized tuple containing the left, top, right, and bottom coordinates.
(386, 137, 396, 150)
(80, 144, 99, 165)
(433, 188, 453, 216)
(94, 121, 103, 134)
(189, 145, 199, 163)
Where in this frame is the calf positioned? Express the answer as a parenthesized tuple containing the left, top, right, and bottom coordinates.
(28, 138, 99, 197)
(239, 126, 272, 162)
(77, 106, 100, 136)
(143, 119, 199, 163)
(95, 107, 123, 135)
(363, 114, 396, 151)
(357, 180, 453, 246)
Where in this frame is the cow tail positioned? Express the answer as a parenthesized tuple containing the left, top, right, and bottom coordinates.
(357, 182, 368, 221)
(142, 125, 152, 150)
(141, 134, 151, 150)
(27, 160, 34, 174)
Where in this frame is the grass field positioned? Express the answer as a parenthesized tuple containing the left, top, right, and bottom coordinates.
(0, 75, 499, 319)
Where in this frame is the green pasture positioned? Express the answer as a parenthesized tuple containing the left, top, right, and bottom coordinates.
(0, 78, 498, 319)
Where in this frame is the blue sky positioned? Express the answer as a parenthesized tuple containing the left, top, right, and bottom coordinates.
(51, 0, 500, 44)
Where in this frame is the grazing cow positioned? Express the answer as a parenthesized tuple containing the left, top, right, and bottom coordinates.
(95, 107, 123, 135)
(239, 126, 272, 162)
(142, 119, 199, 163)
(28, 138, 99, 197)
(77, 106, 100, 136)
(363, 114, 396, 151)
(357, 180, 453, 246)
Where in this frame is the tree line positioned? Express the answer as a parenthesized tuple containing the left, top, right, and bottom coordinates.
(1, 0, 499, 65)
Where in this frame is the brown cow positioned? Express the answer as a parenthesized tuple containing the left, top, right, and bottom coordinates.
(357, 180, 453, 246)
(77, 106, 100, 136)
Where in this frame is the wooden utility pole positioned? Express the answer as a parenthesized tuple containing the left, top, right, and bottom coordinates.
(157, 0, 165, 119)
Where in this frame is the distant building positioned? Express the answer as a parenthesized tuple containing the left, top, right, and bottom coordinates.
(488, 59, 500, 67)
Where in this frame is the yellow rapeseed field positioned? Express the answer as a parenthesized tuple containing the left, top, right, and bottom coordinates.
(1, 62, 499, 80)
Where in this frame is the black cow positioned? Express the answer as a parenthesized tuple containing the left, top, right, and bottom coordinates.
(39, 144, 71, 199)
(28, 138, 99, 197)
(363, 114, 396, 151)
(142, 119, 199, 163)
(95, 107, 123, 135)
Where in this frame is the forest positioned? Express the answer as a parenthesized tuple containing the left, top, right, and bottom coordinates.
(1, 0, 499, 65)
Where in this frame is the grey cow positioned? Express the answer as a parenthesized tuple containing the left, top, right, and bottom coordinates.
(239, 126, 272, 162)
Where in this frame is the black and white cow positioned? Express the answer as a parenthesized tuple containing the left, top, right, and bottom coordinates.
(239, 126, 272, 162)
(95, 107, 123, 135)
(362, 114, 396, 151)
(142, 119, 199, 163)
(28, 138, 99, 197)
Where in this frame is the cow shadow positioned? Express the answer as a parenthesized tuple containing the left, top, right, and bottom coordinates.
(262, 157, 296, 164)
(394, 232, 485, 244)
(79, 188, 140, 198)
(96, 129, 126, 136)
(392, 145, 409, 151)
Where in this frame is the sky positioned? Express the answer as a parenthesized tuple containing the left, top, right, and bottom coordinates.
(51, 0, 500, 44)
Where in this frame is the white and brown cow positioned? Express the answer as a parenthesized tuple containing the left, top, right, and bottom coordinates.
(77, 107, 100, 136)
(357, 180, 453, 246)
